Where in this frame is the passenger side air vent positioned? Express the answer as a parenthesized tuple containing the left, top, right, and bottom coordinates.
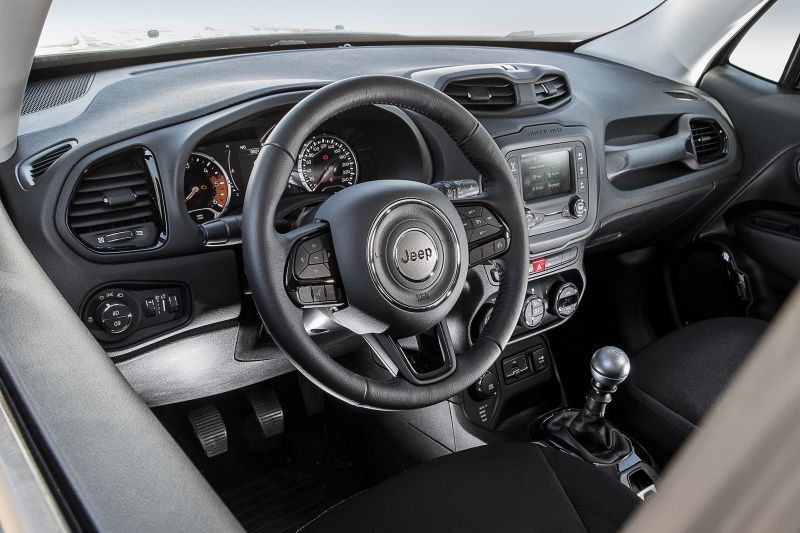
(534, 75, 570, 106)
(690, 119, 729, 165)
(442, 77, 517, 112)
(16, 140, 76, 190)
(67, 147, 165, 252)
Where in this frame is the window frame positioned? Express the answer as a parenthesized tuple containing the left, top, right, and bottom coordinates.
(707, 0, 800, 89)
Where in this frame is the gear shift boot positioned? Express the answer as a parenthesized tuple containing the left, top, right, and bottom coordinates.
(539, 346, 634, 465)
(541, 408, 632, 464)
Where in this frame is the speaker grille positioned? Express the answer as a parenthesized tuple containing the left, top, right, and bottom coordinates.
(21, 73, 95, 115)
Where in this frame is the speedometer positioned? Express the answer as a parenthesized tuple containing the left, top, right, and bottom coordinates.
(298, 134, 358, 192)
(184, 152, 232, 224)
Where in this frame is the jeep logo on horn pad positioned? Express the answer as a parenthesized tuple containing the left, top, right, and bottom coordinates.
(393, 229, 439, 282)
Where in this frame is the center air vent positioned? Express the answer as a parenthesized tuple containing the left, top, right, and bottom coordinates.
(690, 119, 729, 165)
(67, 147, 165, 252)
(442, 77, 517, 112)
(534, 75, 570, 106)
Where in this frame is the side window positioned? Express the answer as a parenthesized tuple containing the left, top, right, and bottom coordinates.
(729, 0, 799, 83)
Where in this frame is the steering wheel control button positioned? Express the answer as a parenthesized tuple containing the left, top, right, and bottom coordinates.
(298, 263, 331, 280)
(297, 286, 314, 304)
(393, 229, 439, 282)
(459, 205, 509, 266)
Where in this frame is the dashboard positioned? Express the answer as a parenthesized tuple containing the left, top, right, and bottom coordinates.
(1, 45, 741, 406)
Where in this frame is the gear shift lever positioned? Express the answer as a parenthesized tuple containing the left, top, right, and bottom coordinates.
(584, 346, 630, 417)
(539, 346, 633, 464)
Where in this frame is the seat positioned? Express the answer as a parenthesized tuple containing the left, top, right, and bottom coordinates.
(618, 317, 767, 463)
(302, 442, 639, 533)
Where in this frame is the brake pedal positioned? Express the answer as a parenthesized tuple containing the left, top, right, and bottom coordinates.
(188, 405, 228, 458)
(299, 374, 325, 416)
(248, 389, 284, 439)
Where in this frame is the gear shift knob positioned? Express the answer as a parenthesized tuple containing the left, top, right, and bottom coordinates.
(590, 346, 630, 389)
(583, 346, 630, 418)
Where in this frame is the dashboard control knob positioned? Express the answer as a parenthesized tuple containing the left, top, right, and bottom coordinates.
(473, 371, 499, 399)
(519, 296, 545, 329)
(95, 300, 133, 334)
(550, 282, 580, 319)
(568, 197, 586, 219)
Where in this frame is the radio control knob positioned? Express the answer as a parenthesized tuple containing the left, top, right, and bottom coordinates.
(96, 300, 133, 334)
(569, 197, 586, 219)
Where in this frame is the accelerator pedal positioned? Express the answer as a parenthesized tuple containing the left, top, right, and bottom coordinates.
(248, 389, 284, 439)
(299, 374, 326, 416)
(188, 405, 228, 457)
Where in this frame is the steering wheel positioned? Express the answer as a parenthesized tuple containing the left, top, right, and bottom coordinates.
(242, 75, 528, 409)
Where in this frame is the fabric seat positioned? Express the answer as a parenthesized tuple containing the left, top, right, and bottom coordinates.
(618, 317, 767, 464)
(302, 442, 639, 533)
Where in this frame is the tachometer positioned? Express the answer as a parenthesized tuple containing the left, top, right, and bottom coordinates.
(184, 152, 232, 224)
(298, 134, 358, 192)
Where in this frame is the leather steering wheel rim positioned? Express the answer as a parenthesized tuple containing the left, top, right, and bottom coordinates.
(242, 75, 528, 409)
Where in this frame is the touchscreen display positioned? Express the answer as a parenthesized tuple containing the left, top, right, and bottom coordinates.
(520, 149, 572, 201)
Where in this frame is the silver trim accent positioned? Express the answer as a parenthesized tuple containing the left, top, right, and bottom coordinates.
(392, 227, 439, 281)
(366, 198, 461, 311)
(186, 151, 233, 220)
(297, 133, 359, 192)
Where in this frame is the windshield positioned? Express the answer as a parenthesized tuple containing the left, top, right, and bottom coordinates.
(37, 0, 664, 57)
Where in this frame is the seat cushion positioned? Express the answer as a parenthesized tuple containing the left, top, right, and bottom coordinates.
(302, 442, 639, 533)
(619, 317, 767, 462)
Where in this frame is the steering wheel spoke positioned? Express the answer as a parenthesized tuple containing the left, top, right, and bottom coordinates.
(282, 222, 347, 309)
(363, 321, 457, 384)
(451, 200, 512, 266)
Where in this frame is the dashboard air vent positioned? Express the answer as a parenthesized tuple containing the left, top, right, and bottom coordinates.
(534, 75, 570, 106)
(67, 147, 165, 252)
(442, 77, 517, 112)
(17, 140, 76, 189)
(690, 119, 728, 165)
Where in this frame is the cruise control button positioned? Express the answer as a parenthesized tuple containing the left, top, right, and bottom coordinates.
(298, 263, 331, 280)
(311, 285, 327, 302)
(492, 238, 507, 254)
(469, 247, 484, 264)
(472, 225, 500, 241)
(483, 210, 501, 227)
(324, 285, 338, 302)
(297, 286, 314, 304)
(294, 250, 310, 274)
(303, 237, 324, 254)
(458, 206, 482, 219)
(309, 251, 326, 264)
(481, 242, 496, 259)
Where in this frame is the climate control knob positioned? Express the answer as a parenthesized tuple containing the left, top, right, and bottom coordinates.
(550, 282, 580, 318)
(95, 300, 133, 334)
(519, 296, 545, 329)
(473, 371, 499, 399)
